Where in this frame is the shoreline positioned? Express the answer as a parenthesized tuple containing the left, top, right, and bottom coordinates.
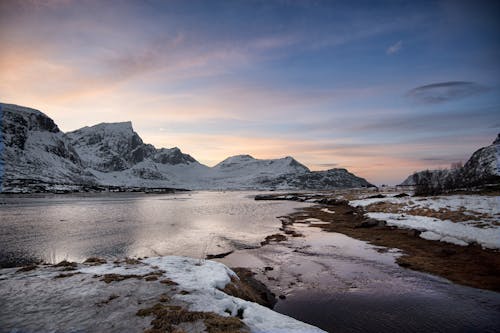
(251, 193, 500, 292)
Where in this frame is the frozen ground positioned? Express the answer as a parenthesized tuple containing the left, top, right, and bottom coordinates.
(0, 256, 325, 333)
(350, 194, 500, 249)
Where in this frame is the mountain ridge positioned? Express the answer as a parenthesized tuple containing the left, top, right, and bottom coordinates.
(400, 135, 500, 193)
(0, 103, 374, 192)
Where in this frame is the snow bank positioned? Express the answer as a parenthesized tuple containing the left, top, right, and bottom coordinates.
(409, 195, 500, 216)
(349, 196, 405, 208)
(368, 213, 500, 249)
(143, 257, 326, 333)
(1, 256, 326, 333)
(350, 195, 499, 218)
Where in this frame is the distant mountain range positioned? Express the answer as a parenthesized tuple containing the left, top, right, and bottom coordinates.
(400, 134, 500, 193)
(0, 103, 374, 193)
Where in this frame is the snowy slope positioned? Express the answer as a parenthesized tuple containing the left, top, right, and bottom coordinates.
(0, 103, 95, 192)
(204, 155, 310, 189)
(2, 103, 374, 191)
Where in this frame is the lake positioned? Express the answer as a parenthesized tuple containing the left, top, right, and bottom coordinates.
(0, 191, 308, 267)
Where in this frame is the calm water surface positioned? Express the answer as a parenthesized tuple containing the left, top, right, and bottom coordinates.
(0, 191, 308, 267)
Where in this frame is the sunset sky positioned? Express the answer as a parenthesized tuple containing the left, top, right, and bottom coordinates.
(1, 0, 499, 185)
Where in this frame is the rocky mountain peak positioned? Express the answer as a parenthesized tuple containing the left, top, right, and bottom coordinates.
(400, 133, 500, 191)
(1, 103, 60, 135)
(493, 133, 500, 145)
(66, 121, 154, 172)
(2, 103, 375, 192)
(152, 147, 197, 165)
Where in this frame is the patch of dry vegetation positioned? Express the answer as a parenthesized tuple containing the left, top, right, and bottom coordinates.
(137, 303, 248, 333)
(83, 257, 107, 265)
(52, 260, 77, 268)
(99, 271, 165, 284)
(222, 267, 276, 308)
(125, 257, 141, 265)
(54, 272, 81, 279)
(96, 294, 119, 307)
(285, 200, 500, 292)
(160, 278, 179, 286)
(15, 264, 38, 273)
(364, 201, 491, 222)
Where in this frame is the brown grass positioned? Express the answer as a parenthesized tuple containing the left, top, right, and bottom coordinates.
(125, 258, 141, 265)
(137, 303, 248, 333)
(53, 260, 77, 268)
(222, 268, 276, 308)
(54, 272, 81, 279)
(98, 270, 165, 283)
(83, 257, 107, 265)
(100, 273, 144, 283)
(160, 278, 179, 286)
(97, 271, 165, 283)
(285, 201, 500, 292)
(16, 264, 38, 273)
(96, 294, 119, 307)
(364, 201, 491, 222)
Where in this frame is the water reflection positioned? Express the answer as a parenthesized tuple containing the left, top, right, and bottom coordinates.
(0, 191, 309, 267)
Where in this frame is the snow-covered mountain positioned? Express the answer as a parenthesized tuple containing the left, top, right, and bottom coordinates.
(66, 122, 156, 172)
(264, 168, 375, 189)
(0, 104, 95, 192)
(0, 103, 374, 192)
(400, 135, 500, 193)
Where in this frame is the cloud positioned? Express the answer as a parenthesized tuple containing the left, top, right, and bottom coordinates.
(407, 81, 489, 104)
(386, 40, 402, 54)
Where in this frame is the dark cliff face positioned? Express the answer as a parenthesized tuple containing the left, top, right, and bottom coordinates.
(152, 148, 196, 165)
(67, 123, 197, 172)
(1, 103, 92, 188)
(261, 168, 374, 189)
(66, 123, 158, 172)
(401, 134, 500, 193)
(3, 108, 60, 150)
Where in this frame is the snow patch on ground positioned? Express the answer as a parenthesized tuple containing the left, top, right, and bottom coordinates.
(367, 212, 500, 249)
(143, 257, 326, 333)
(350, 195, 499, 219)
(0, 256, 325, 333)
(350, 194, 500, 248)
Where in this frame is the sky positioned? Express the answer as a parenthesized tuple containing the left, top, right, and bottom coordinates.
(1, 0, 499, 185)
